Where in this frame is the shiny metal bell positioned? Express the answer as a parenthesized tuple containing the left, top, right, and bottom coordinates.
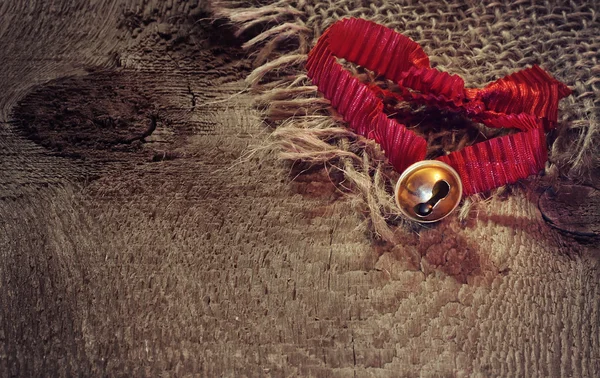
(394, 160, 462, 223)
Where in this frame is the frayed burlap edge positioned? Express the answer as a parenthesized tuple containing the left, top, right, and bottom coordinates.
(211, 0, 598, 243)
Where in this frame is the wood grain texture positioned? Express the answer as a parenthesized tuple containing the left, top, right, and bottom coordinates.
(539, 185, 600, 239)
(0, 1, 598, 377)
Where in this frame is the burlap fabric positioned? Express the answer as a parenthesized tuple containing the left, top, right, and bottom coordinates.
(214, 0, 599, 241)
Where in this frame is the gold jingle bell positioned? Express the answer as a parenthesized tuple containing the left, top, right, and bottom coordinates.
(394, 160, 462, 223)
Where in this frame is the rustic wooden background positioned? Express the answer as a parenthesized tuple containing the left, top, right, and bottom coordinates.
(1, 1, 598, 377)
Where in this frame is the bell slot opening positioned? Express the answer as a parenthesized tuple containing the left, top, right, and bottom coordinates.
(414, 180, 451, 217)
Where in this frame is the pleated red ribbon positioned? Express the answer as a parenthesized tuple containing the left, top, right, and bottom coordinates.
(306, 18, 571, 196)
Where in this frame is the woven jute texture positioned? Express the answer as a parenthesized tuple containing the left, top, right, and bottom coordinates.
(214, 0, 599, 242)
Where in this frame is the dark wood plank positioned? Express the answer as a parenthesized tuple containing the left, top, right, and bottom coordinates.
(0, 1, 598, 377)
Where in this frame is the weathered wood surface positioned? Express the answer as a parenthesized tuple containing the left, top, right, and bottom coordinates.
(0, 1, 598, 377)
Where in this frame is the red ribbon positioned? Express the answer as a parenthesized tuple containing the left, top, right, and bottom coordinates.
(306, 18, 571, 196)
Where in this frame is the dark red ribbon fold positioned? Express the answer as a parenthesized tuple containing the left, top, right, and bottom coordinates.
(306, 18, 571, 196)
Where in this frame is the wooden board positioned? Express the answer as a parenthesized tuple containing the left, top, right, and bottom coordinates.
(1, 1, 598, 376)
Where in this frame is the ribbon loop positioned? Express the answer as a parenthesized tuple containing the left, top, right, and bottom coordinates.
(306, 18, 571, 196)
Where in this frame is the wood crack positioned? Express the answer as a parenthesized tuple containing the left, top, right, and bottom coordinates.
(327, 226, 334, 291)
(166, 51, 196, 112)
(187, 83, 196, 111)
(352, 333, 357, 377)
